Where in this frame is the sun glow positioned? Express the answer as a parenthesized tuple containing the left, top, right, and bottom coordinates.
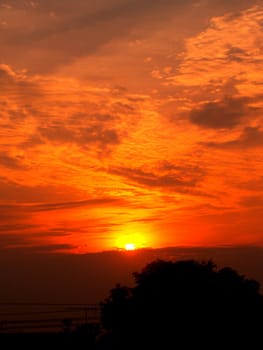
(114, 227, 151, 251)
(125, 243, 136, 251)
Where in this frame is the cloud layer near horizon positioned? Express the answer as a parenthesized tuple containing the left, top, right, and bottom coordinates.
(0, 0, 263, 253)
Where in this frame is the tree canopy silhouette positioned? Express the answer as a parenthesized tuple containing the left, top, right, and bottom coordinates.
(98, 259, 263, 349)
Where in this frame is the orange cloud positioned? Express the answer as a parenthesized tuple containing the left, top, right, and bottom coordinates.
(1, 2, 263, 253)
(204, 126, 263, 149)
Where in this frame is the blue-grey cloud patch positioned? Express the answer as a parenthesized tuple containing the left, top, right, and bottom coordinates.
(204, 126, 263, 149)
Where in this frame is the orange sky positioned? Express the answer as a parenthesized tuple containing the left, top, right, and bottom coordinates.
(0, 0, 263, 253)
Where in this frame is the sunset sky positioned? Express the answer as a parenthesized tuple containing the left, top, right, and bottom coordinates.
(1, 0, 263, 254)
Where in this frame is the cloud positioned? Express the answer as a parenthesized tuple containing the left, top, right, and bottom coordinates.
(226, 46, 248, 62)
(0, 203, 28, 221)
(38, 121, 120, 150)
(0, 64, 39, 100)
(0, 233, 29, 248)
(0, 0, 256, 72)
(38, 124, 74, 144)
(0, 177, 82, 203)
(31, 197, 125, 212)
(110, 162, 204, 191)
(0, 65, 125, 153)
(0, 231, 76, 252)
(0, 223, 36, 232)
(189, 97, 251, 129)
(0, 152, 25, 169)
(18, 243, 78, 253)
(168, 5, 263, 106)
(0, 0, 189, 71)
(0, 195, 124, 214)
(239, 177, 263, 192)
(21, 135, 44, 148)
(0, 1, 263, 253)
(81, 124, 119, 145)
(239, 196, 263, 208)
(0, 229, 72, 251)
(0, 64, 17, 81)
(204, 126, 263, 149)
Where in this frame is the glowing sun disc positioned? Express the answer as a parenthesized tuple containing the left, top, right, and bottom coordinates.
(125, 243, 136, 251)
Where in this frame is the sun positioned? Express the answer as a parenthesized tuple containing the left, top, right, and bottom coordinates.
(125, 243, 136, 251)
(114, 228, 151, 251)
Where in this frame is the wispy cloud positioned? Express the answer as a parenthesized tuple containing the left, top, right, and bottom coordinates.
(239, 195, 263, 208)
(0, 1, 263, 252)
(204, 126, 263, 149)
(38, 121, 120, 148)
(110, 162, 205, 191)
(0, 151, 25, 169)
(31, 197, 125, 212)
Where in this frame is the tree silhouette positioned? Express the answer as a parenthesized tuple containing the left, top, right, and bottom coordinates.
(98, 259, 263, 349)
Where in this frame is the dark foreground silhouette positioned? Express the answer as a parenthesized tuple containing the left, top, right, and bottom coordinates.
(1, 259, 263, 348)
(98, 259, 263, 349)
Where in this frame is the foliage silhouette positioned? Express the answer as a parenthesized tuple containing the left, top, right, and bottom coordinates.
(98, 259, 263, 349)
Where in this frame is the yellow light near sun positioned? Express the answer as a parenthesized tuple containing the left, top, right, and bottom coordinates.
(113, 220, 157, 251)
(125, 243, 136, 251)
(115, 232, 147, 251)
